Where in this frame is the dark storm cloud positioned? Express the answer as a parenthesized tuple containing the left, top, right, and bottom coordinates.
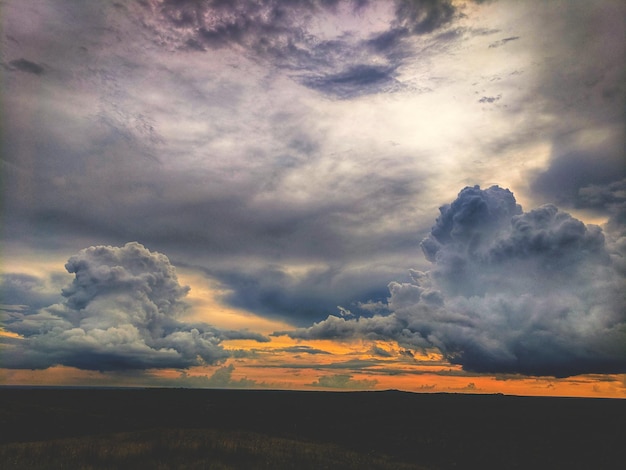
(531, 144, 625, 210)
(2, 89, 420, 326)
(0, 0, 435, 329)
(140, 0, 458, 97)
(200, 264, 395, 326)
(1, 243, 268, 371)
(578, 179, 626, 212)
(0, 273, 65, 314)
(523, 0, 625, 209)
(579, 179, 626, 237)
(282, 186, 626, 377)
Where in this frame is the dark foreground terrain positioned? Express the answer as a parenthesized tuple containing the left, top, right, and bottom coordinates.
(1, 388, 624, 469)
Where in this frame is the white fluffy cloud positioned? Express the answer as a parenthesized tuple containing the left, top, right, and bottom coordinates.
(282, 186, 626, 377)
(1, 243, 267, 371)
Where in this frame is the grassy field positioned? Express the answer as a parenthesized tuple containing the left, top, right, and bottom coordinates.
(1, 388, 624, 469)
(0, 427, 424, 470)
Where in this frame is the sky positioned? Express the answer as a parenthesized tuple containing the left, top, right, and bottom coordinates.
(1, 0, 625, 398)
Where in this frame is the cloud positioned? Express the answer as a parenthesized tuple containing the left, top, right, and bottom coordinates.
(531, 141, 625, 210)
(200, 364, 259, 388)
(137, 0, 458, 98)
(7, 58, 45, 75)
(1, 0, 426, 327)
(578, 179, 626, 236)
(277, 345, 331, 355)
(369, 345, 393, 357)
(300, 64, 402, 99)
(521, 0, 625, 209)
(208, 264, 396, 326)
(394, 0, 455, 34)
(478, 94, 501, 104)
(310, 373, 378, 389)
(282, 186, 626, 377)
(4, 0, 623, 375)
(0, 273, 66, 314)
(488, 36, 519, 48)
(578, 179, 626, 213)
(1, 243, 268, 371)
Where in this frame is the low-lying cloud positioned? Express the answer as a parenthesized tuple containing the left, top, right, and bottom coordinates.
(1, 242, 268, 371)
(281, 185, 626, 377)
(311, 373, 378, 390)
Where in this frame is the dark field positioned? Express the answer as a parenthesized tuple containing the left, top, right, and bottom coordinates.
(1, 388, 624, 469)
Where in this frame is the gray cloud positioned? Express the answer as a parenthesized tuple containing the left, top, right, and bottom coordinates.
(300, 64, 402, 99)
(1, 243, 268, 371)
(394, 0, 455, 35)
(277, 345, 331, 355)
(193, 364, 259, 389)
(1, 1, 425, 323)
(207, 264, 397, 326)
(8, 58, 45, 75)
(522, 0, 625, 209)
(0, 273, 66, 314)
(531, 143, 625, 211)
(369, 345, 393, 357)
(282, 186, 626, 377)
(310, 373, 378, 389)
(478, 94, 501, 103)
(3, 0, 623, 375)
(488, 36, 519, 48)
(138, 0, 458, 98)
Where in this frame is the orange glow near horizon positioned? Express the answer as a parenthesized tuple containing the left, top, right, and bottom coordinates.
(220, 336, 626, 398)
(3, 336, 624, 399)
(1, 366, 624, 398)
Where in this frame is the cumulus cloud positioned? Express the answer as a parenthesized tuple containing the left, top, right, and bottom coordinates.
(192, 364, 258, 389)
(282, 186, 626, 377)
(1, 242, 268, 371)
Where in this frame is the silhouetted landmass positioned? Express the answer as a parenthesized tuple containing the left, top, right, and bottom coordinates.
(1, 388, 624, 469)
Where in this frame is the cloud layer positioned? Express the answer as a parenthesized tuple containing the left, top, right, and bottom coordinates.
(1, 243, 267, 371)
(2, 0, 624, 389)
(138, 0, 457, 98)
(282, 186, 626, 377)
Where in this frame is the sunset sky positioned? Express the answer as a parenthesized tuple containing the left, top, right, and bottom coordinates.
(1, 0, 625, 398)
